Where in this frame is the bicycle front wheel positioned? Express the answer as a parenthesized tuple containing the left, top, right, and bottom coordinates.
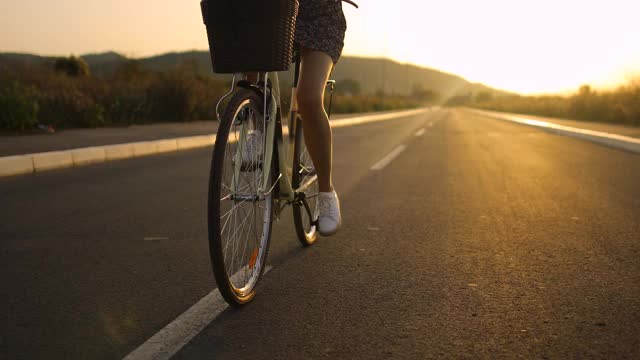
(208, 89, 274, 307)
(292, 115, 319, 246)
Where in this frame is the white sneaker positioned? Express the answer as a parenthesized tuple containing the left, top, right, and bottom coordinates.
(240, 130, 263, 170)
(317, 191, 342, 236)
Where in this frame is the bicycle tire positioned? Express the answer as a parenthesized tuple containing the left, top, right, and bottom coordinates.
(291, 115, 319, 246)
(208, 89, 275, 307)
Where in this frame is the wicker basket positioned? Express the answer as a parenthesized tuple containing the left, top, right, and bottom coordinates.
(201, 0, 299, 73)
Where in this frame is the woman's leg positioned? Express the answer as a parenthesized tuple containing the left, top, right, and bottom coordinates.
(296, 48, 335, 193)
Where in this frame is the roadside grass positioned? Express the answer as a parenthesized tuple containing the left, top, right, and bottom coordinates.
(470, 81, 640, 127)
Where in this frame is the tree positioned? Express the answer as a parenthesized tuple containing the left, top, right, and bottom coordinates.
(336, 78, 361, 96)
(445, 93, 473, 106)
(578, 84, 592, 96)
(114, 60, 148, 81)
(411, 83, 439, 102)
(54, 56, 91, 77)
(475, 91, 494, 103)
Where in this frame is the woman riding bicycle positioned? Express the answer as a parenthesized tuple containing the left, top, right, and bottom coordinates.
(204, 0, 357, 306)
(293, 0, 350, 236)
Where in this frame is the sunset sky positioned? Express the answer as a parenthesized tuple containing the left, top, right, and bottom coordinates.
(2, 0, 639, 94)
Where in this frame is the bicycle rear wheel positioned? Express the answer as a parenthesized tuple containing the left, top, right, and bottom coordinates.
(208, 89, 275, 307)
(291, 115, 319, 246)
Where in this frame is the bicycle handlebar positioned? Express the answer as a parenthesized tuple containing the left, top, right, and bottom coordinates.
(341, 0, 359, 9)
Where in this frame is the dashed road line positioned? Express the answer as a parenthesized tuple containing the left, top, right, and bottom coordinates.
(370, 145, 408, 171)
(414, 128, 426, 137)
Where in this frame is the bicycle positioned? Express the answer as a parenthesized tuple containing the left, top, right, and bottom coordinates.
(204, 0, 358, 307)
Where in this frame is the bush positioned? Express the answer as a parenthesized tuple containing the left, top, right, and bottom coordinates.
(0, 82, 39, 131)
(38, 88, 104, 128)
(147, 73, 198, 122)
(54, 56, 91, 77)
(102, 82, 151, 125)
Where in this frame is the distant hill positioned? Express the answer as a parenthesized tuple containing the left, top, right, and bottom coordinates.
(331, 56, 504, 98)
(80, 51, 127, 65)
(0, 51, 509, 97)
(0, 52, 56, 66)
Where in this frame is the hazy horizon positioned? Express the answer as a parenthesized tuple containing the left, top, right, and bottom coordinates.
(2, 0, 639, 94)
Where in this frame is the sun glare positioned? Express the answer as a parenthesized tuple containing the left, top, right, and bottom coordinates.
(343, 0, 640, 94)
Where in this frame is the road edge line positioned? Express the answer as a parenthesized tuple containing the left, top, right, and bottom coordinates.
(467, 109, 640, 154)
(122, 266, 274, 360)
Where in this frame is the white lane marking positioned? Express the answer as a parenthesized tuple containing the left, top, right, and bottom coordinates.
(143, 237, 169, 241)
(123, 266, 273, 360)
(414, 128, 426, 137)
(370, 145, 407, 171)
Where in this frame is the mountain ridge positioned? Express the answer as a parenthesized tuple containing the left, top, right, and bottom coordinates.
(0, 51, 509, 97)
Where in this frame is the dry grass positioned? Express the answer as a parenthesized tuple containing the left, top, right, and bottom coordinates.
(471, 81, 640, 126)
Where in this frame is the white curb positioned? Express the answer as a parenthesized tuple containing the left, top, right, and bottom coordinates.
(32, 151, 74, 172)
(132, 141, 157, 157)
(104, 144, 135, 161)
(176, 135, 216, 150)
(0, 155, 34, 177)
(469, 109, 640, 155)
(71, 146, 107, 166)
(154, 139, 179, 154)
(331, 108, 427, 128)
(0, 108, 430, 178)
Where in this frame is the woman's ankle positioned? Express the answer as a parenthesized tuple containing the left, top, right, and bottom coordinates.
(319, 183, 334, 193)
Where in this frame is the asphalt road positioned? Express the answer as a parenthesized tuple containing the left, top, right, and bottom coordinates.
(1, 109, 639, 359)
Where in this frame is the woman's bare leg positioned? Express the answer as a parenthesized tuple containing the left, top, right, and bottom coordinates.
(296, 48, 334, 193)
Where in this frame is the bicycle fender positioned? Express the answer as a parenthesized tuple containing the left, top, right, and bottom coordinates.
(236, 80, 265, 98)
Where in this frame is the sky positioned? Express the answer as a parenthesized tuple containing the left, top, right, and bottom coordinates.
(2, 0, 639, 94)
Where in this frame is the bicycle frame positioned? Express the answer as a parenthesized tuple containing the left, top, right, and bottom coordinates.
(224, 53, 333, 219)
(264, 70, 298, 202)
(268, 54, 321, 203)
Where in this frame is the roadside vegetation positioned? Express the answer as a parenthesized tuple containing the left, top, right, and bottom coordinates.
(0, 56, 227, 132)
(0, 56, 431, 132)
(322, 82, 433, 115)
(465, 81, 640, 127)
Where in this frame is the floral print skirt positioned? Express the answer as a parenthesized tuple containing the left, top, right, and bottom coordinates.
(295, 0, 347, 63)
